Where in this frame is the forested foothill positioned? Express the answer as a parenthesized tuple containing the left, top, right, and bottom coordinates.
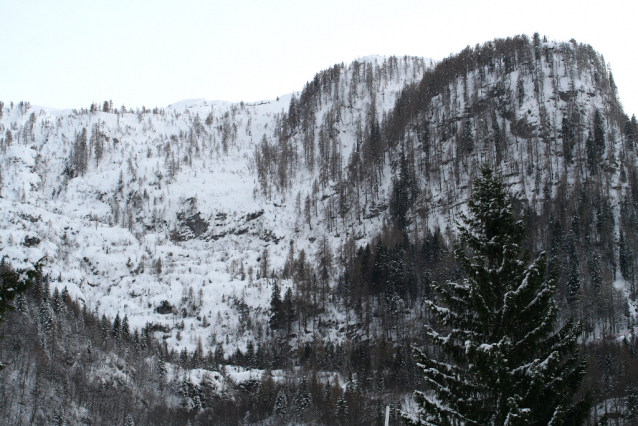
(1, 33, 638, 424)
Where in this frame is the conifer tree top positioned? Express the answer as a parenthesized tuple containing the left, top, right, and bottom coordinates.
(459, 165, 524, 254)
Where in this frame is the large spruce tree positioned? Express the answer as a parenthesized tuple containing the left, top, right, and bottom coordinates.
(405, 166, 590, 426)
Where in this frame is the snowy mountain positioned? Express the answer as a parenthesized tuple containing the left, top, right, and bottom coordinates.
(2, 35, 638, 424)
(0, 55, 432, 354)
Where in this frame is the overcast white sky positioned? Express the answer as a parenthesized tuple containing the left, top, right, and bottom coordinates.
(2, 0, 637, 115)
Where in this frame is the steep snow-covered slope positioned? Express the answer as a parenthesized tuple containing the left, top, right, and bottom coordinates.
(0, 55, 432, 354)
(2, 33, 637, 365)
